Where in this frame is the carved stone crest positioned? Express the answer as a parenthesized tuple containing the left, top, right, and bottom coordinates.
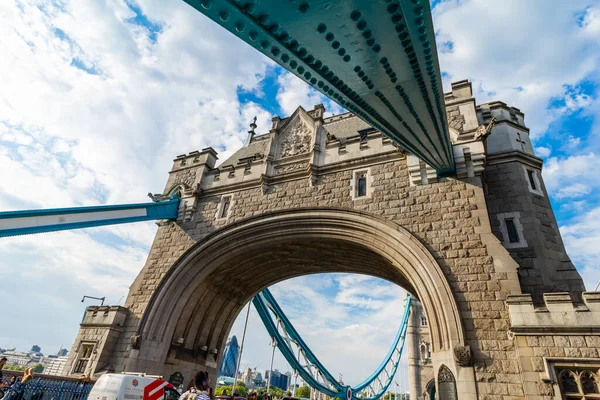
(276, 162, 306, 174)
(280, 120, 312, 158)
(453, 344, 472, 367)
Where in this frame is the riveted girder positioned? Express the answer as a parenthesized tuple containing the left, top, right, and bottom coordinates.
(183, 0, 454, 174)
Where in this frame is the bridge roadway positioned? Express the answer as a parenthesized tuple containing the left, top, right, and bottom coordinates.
(183, 0, 454, 175)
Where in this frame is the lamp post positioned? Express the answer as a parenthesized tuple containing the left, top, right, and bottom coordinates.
(80, 295, 106, 323)
(232, 302, 252, 395)
(266, 320, 279, 394)
(81, 295, 105, 305)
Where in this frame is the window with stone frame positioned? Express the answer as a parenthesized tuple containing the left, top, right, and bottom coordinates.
(496, 212, 528, 248)
(420, 341, 431, 364)
(216, 195, 233, 220)
(556, 366, 600, 399)
(73, 342, 94, 374)
(351, 168, 372, 200)
(420, 315, 428, 327)
(505, 218, 520, 243)
(527, 169, 537, 191)
(357, 173, 367, 197)
(523, 165, 544, 196)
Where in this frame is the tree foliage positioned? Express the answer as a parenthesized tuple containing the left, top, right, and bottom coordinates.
(268, 387, 283, 397)
(33, 364, 44, 373)
(2, 365, 27, 371)
(295, 385, 311, 398)
(215, 382, 248, 397)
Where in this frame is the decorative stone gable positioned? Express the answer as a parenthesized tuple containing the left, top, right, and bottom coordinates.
(447, 105, 466, 133)
(279, 118, 313, 158)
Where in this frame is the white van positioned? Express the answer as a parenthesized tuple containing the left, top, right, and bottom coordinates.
(87, 373, 180, 400)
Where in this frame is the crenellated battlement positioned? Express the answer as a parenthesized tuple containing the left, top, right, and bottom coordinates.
(171, 148, 218, 173)
(507, 292, 600, 334)
(82, 305, 128, 328)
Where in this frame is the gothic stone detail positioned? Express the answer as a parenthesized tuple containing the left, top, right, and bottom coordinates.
(453, 345, 472, 367)
(172, 169, 196, 189)
(275, 162, 307, 174)
(447, 106, 466, 133)
(280, 120, 312, 158)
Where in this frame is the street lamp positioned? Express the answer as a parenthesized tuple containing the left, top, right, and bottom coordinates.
(81, 295, 106, 323)
(81, 295, 105, 305)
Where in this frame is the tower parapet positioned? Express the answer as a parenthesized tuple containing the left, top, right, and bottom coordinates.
(62, 306, 128, 378)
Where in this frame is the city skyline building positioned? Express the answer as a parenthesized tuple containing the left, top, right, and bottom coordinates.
(44, 355, 69, 376)
(218, 336, 240, 378)
(265, 369, 290, 392)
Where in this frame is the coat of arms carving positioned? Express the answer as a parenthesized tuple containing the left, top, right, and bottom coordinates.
(280, 120, 312, 158)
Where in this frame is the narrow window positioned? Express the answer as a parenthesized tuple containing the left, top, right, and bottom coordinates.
(357, 174, 367, 197)
(420, 315, 428, 327)
(220, 196, 231, 219)
(420, 343, 427, 362)
(73, 343, 94, 374)
(527, 170, 537, 190)
(359, 130, 368, 143)
(505, 219, 519, 243)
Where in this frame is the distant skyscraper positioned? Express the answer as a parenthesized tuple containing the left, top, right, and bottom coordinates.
(265, 369, 289, 391)
(57, 348, 68, 357)
(30, 345, 41, 353)
(218, 336, 239, 378)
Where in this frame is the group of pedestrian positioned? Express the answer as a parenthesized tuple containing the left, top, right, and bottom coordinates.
(177, 372, 285, 400)
(247, 391, 280, 400)
(0, 357, 29, 388)
(180, 371, 212, 400)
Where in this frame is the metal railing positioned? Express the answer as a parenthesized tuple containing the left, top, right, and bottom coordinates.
(0, 378, 93, 400)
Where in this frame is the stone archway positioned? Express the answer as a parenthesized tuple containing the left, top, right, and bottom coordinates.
(127, 208, 475, 396)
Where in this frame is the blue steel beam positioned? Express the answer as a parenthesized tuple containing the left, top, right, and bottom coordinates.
(253, 288, 411, 400)
(0, 196, 180, 238)
(183, 0, 454, 175)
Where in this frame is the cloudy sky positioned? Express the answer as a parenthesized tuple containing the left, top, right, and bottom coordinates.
(0, 0, 599, 389)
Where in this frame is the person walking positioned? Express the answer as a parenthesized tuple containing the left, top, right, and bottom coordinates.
(0, 357, 6, 385)
(179, 371, 211, 400)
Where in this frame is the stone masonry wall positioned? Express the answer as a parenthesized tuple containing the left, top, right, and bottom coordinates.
(117, 153, 525, 398)
(485, 159, 585, 299)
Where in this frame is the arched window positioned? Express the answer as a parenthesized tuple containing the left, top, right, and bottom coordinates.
(555, 366, 600, 399)
(559, 369, 580, 394)
(357, 173, 367, 197)
(581, 371, 599, 394)
(438, 365, 457, 400)
(424, 379, 436, 400)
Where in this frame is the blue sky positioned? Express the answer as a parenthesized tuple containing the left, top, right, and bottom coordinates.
(0, 0, 599, 389)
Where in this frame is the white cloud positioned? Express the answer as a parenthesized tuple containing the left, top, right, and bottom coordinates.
(543, 153, 599, 195)
(561, 207, 600, 289)
(535, 146, 551, 158)
(567, 135, 582, 147)
(433, 0, 600, 138)
(556, 183, 592, 199)
(581, 6, 600, 37)
(276, 72, 344, 117)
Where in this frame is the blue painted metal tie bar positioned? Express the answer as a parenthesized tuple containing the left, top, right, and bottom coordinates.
(0, 196, 180, 238)
(182, 0, 454, 175)
(253, 288, 411, 400)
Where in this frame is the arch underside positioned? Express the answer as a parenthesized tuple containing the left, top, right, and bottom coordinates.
(136, 208, 464, 370)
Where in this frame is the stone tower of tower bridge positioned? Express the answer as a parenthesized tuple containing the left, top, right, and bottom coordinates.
(64, 80, 600, 400)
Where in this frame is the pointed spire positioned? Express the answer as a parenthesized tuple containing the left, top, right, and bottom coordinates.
(244, 116, 257, 147)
